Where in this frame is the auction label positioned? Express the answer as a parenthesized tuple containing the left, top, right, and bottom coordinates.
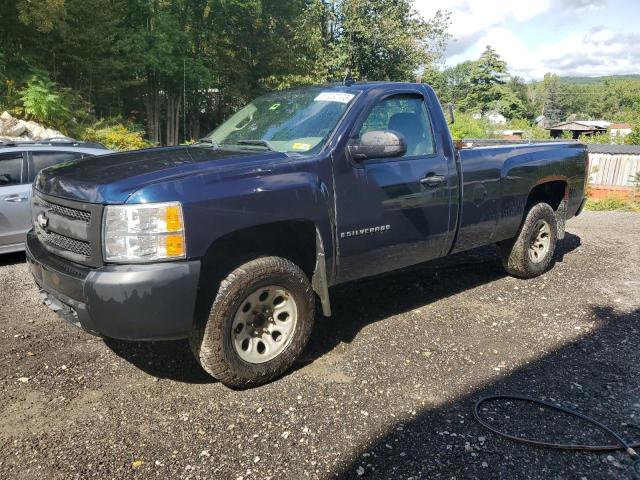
(314, 92, 355, 103)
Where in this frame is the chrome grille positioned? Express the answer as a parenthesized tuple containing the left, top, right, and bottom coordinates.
(39, 199, 91, 222)
(32, 191, 103, 266)
(36, 228, 92, 257)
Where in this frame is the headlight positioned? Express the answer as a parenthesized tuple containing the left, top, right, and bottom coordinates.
(103, 202, 186, 262)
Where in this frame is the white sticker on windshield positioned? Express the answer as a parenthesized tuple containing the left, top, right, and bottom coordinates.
(314, 92, 355, 104)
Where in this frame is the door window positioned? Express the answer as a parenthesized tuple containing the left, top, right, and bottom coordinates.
(359, 95, 435, 157)
(29, 151, 84, 181)
(0, 154, 24, 186)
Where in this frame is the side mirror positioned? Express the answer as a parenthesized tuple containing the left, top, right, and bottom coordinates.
(348, 130, 407, 161)
(446, 103, 455, 125)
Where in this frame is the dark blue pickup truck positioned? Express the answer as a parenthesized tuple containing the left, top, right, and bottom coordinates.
(26, 82, 587, 387)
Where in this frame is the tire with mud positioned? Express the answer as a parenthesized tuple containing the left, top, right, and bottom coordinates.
(499, 202, 558, 279)
(190, 256, 315, 388)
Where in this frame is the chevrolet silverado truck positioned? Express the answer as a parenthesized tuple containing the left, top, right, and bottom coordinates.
(26, 82, 587, 387)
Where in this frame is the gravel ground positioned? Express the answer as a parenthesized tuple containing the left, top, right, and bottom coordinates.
(1, 211, 639, 480)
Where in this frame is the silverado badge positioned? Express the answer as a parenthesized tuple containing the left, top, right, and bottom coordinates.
(340, 225, 390, 238)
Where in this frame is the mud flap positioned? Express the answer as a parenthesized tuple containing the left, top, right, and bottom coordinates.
(556, 198, 567, 240)
(312, 228, 332, 317)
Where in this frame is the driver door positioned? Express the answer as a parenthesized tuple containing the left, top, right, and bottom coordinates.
(334, 92, 453, 283)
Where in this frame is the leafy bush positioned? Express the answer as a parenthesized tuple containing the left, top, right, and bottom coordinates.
(448, 113, 552, 141)
(503, 118, 550, 140)
(82, 123, 150, 151)
(19, 73, 70, 128)
(448, 112, 492, 140)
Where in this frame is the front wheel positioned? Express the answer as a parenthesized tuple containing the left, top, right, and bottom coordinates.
(190, 256, 315, 388)
(499, 202, 558, 278)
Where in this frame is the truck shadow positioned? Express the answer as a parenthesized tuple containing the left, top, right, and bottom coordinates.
(105, 232, 580, 384)
(104, 337, 214, 383)
(0, 251, 26, 266)
(300, 232, 581, 368)
(329, 304, 640, 479)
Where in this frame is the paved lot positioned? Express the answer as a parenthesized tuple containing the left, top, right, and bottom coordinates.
(1, 211, 639, 480)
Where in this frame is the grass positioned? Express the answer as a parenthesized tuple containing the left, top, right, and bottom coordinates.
(585, 196, 640, 212)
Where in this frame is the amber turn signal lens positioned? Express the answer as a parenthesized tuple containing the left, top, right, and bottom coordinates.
(165, 205, 182, 232)
(166, 234, 185, 257)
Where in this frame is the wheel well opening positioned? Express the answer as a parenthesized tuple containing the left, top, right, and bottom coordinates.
(526, 180, 567, 211)
(193, 220, 318, 328)
(200, 220, 317, 286)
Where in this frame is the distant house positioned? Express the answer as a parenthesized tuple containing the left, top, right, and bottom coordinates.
(609, 123, 632, 139)
(547, 120, 611, 139)
(472, 112, 507, 125)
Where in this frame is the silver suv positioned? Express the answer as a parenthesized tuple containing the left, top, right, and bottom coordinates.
(0, 139, 112, 253)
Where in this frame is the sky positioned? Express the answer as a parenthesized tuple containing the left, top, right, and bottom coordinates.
(414, 0, 640, 80)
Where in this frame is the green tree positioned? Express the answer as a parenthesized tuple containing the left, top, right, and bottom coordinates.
(502, 76, 533, 119)
(309, 0, 450, 82)
(0, 0, 451, 146)
(440, 60, 474, 105)
(458, 46, 508, 114)
(626, 107, 640, 145)
(16, 0, 65, 33)
(537, 73, 565, 127)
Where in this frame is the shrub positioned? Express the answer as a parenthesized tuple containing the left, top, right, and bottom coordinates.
(82, 123, 150, 151)
(504, 118, 550, 140)
(585, 196, 640, 212)
(449, 112, 492, 140)
(19, 74, 70, 128)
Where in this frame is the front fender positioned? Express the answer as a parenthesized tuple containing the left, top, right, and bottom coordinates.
(127, 164, 335, 267)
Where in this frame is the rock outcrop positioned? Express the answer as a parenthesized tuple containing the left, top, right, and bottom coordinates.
(0, 111, 66, 142)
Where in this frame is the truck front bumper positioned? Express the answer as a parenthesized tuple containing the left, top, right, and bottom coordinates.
(25, 230, 201, 340)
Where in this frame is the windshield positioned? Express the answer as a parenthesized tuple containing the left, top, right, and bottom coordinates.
(204, 87, 359, 155)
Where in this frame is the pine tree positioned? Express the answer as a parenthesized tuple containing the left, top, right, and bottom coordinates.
(459, 45, 508, 114)
(540, 73, 564, 127)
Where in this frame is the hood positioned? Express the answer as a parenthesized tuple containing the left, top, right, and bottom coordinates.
(35, 145, 286, 203)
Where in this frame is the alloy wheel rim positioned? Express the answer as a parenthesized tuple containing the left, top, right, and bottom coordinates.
(231, 285, 298, 364)
(529, 219, 551, 263)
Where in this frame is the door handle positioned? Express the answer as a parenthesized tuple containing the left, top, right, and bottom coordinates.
(4, 194, 29, 203)
(420, 173, 446, 188)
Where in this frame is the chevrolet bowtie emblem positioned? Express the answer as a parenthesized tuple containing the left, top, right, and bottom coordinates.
(37, 212, 49, 229)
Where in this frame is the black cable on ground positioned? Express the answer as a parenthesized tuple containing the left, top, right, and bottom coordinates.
(473, 395, 640, 477)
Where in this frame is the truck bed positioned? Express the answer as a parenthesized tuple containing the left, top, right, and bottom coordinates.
(451, 140, 587, 254)
(457, 138, 580, 148)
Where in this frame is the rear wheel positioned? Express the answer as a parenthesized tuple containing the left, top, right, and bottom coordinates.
(499, 202, 558, 278)
(190, 256, 314, 388)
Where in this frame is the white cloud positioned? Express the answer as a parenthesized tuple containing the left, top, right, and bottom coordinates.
(524, 28, 640, 78)
(556, 0, 608, 11)
(413, 0, 638, 79)
(415, 0, 552, 57)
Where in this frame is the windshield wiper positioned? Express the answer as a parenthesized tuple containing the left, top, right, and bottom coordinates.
(235, 139, 275, 151)
(195, 137, 219, 149)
